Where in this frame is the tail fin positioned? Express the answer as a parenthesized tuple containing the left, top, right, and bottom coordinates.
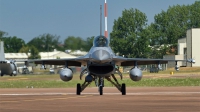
(0, 41, 5, 61)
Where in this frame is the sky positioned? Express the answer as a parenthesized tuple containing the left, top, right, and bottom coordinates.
(0, 0, 197, 43)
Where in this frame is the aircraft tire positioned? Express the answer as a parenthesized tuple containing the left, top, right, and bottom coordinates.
(99, 86, 103, 95)
(0, 71, 3, 76)
(76, 83, 81, 95)
(121, 83, 126, 95)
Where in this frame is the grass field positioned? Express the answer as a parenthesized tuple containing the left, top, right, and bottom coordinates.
(0, 67, 200, 88)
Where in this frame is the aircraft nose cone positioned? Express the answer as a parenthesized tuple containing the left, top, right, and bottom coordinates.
(91, 50, 111, 63)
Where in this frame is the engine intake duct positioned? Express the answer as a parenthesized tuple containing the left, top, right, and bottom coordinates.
(89, 65, 113, 74)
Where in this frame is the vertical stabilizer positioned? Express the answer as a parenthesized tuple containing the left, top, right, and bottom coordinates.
(0, 41, 5, 61)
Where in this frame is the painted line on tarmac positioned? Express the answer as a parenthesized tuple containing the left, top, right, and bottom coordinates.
(0, 95, 93, 103)
(0, 93, 71, 96)
(7, 78, 28, 80)
(72, 92, 200, 95)
(0, 92, 200, 96)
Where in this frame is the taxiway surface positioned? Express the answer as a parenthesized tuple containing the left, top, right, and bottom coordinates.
(0, 87, 200, 112)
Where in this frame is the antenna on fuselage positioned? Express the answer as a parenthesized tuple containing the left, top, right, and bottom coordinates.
(100, 5, 102, 36)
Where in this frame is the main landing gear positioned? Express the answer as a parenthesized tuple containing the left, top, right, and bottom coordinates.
(77, 70, 126, 95)
(105, 74, 126, 95)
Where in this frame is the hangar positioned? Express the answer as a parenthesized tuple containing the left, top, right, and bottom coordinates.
(5, 50, 77, 68)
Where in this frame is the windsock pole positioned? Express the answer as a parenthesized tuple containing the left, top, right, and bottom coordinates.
(104, 0, 108, 38)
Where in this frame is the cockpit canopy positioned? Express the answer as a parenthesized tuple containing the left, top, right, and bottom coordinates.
(93, 35, 108, 47)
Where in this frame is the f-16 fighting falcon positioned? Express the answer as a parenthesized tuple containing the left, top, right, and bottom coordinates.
(26, 2, 193, 95)
(29, 34, 187, 95)
(0, 41, 17, 76)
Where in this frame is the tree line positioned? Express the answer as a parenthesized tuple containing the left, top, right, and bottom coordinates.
(0, 31, 94, 59)
(0, 1, 199, 59)
(110, 1, 200, 58)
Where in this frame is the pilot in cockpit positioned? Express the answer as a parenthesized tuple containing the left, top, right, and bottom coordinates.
(94, 36, 108, 47)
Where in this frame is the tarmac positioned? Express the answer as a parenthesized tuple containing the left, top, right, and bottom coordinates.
(0, 87, 200, 112)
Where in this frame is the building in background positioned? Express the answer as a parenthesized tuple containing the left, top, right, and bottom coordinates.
(4, 50, 87, 74)
(186, 28, 200, 67)
(164, 28, 200, 68)
(5, 50, 78, 61)
(39, 49, 77, 59)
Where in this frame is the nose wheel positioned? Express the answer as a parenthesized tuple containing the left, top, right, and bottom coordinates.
(121, 83, 126, 95)
(97, 77, 104, 95)
(76, 83, 81, 95)
(99, 85, 103, 95)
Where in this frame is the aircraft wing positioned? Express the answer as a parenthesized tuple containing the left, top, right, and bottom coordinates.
(113, 56, 185, 66)
(27, 55, 91, 67)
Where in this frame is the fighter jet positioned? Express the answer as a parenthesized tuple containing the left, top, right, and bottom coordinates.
(27, 33, 188, 95)
(0, 41, 17, 76)
(26, 5, 191, 95)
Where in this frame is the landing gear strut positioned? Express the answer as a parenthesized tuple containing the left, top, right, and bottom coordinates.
(76, 81, 92, 95)
(105, 74, 126, 95)
(98, 77, 104, 95)
(77, 72, 126, 95)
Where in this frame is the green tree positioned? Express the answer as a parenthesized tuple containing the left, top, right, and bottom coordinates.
(151, 1, 200, 55)
(144, 24, 171, 58)
(153, 4, 190, 45)
(19, 45, 30, 55)
(0, 30, 8, 40)
(64, 36, 85, 51)
(28, 45, 41, 59)
(1, 36, 25, 53)
(28, 34, 63, 52)
(19, 45, 42, 59)
(189, 1, 200, 28)
(110, 8, 150, 58)
(82, 36, 94, 51)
